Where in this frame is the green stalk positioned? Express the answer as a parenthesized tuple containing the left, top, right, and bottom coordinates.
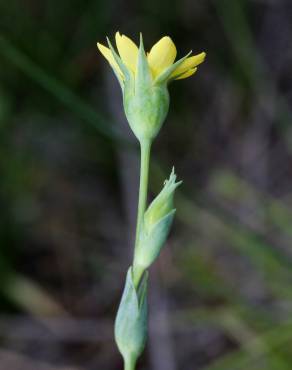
(133, 139, 151, 286)
(124, 354, 137, 370)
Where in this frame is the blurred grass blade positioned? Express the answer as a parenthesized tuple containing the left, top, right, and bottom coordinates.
(203, 319, 292, 370)
(0, 35, 126, 144)
(2, 273, 67, 317)
(214, 0, 292, 132)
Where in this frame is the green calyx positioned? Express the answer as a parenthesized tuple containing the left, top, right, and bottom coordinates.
(123, 83, 169, 142)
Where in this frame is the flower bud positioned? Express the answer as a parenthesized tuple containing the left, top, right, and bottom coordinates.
(114, 267, 148, 363)
(133, 168, 182, 274)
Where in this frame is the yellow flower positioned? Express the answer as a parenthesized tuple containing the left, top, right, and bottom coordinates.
(96, 33, 206, 142)
(97, 32, 206, 82)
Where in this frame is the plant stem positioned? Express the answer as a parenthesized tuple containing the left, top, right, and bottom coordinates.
(133, 139, 151, 286)
(135, 140, 151, 247)
(124, 354, 137, 370)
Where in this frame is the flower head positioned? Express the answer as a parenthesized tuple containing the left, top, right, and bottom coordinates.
(97, 32, 206, 141)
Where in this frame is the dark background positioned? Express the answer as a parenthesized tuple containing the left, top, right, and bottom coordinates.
(1, 0, 292, 369)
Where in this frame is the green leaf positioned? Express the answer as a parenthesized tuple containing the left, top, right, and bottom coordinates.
(135, 209, 175, 270)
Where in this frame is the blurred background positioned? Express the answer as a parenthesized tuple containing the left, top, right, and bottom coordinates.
(1, 0, 292, 369)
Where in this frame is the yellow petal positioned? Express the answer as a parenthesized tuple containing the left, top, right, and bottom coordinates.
(171, 52, 206, 78)
(115, 32, 138, 73)
(147, 36, 177, 78)
(175, 67, 197, 80)
(97, 42, 123, 78)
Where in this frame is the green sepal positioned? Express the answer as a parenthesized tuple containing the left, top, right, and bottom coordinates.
(154, 51, 192, 85)
(114, 267, 148, 362)
(135, 33, 152, 90)
(106, 37, 132, 86)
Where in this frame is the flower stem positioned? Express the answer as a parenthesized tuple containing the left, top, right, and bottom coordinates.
(133, 139, 151, 286)
(124, 354, 137, 370)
